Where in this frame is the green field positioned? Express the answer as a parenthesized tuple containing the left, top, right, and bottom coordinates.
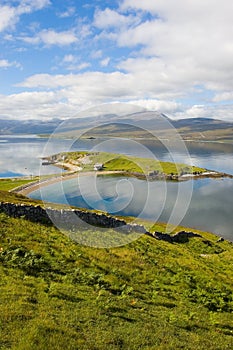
(53, 151, 207, 176)
(0, 178, 38, 192)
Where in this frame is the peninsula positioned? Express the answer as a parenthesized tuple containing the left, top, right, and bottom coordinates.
(42, 150, 231, 181)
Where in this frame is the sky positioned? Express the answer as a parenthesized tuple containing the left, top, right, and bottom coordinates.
(0, 0, 233, 121)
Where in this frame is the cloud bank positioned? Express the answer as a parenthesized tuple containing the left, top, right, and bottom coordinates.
(0, 0, 232, 121)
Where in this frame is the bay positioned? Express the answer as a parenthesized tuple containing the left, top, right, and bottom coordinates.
(1, 135, 233, 240)
(29, 174, 233, 241)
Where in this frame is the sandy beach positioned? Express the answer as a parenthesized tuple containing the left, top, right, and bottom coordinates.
(15, 167, 233, 197)
(16, 171, 124, 196)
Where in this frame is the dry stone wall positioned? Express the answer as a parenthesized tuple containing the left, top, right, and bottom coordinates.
(0, 202, 147, 234)
(0, 201, 203, 243)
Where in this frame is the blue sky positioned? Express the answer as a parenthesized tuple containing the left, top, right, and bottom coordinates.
(0, 0, 233, 120)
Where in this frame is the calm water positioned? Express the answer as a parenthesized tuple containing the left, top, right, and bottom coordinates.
(1, 135, 233, 176)
(1, 135, 233, 240)
(29, 175, 233, 241)
(0, 135, 103, 177)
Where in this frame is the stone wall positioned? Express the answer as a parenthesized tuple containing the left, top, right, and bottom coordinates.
(0, 201, 203, 243)
(0, 202, 49, 223)
(0, 201, 147, 234)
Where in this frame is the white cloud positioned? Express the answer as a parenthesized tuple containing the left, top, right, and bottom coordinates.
(0, 64, 229, 122)
(63, 54, 76, 63)
(17, 0, 51, 14)
(25, 71, 135, 96)
(10, 71, 231, 121)
(126, 99, 181, 115)
(0, 59, 21, 69)
(61, 55, 91, 71)
(94, 8, 139, 29)
(174, 104, 233, 121)
(10, 69, 203, 105)
(1, 0, 233, 122)
(100, 57, 110, 67)
(11, 71, 137, 118)
(0, 90, 74, 120)
(121, 0, 233, 21)
(0, 5, 18, 32)
(21, 36, 40, 44)
(0, 1, 50, 32)
(76, 62, 91, 71)
(58, 6, 76, 18)
(38, 29, 77, 46)
(212, 92, 233, 103)
(115, 0, 233, 97)
(117, 57, 192, 99)
(21, 29, 78, 46)
(0, 59, 13, 68)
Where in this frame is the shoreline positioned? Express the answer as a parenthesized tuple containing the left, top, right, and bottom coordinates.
(38, 134, 233, 145)
(14, 171, 124, 196)
(14, 168, 233, 196)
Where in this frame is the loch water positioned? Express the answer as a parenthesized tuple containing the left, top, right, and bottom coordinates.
(1, 135, 233, 240)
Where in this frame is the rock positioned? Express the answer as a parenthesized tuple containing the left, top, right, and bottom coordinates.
(152, 232, 173, 243)
(151, 230, 202, 243)
(172, 231, 201, 243)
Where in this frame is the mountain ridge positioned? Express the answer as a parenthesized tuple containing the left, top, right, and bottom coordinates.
(1, 113, 233, 142)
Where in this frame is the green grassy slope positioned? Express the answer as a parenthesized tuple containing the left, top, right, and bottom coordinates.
(56, 151, 206, 176)
(0, 178, 38, 192)
(1, 212, 233, 349)
(103, 155, 205, 175)
(0, 190, 42, 205)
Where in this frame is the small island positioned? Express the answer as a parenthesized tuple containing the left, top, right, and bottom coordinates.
(42, 150, 232, 181)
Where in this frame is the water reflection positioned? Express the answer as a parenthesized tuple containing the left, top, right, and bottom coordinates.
(29, 176, 233, 241)
(1, 136, 233, 177)
(1, 136, 233, 240)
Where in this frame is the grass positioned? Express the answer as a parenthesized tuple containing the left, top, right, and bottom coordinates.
(0, 190, 42, 205)
(54, 151, 206, 176)
(0, 175, 233, 349)
(1, 206, 233, 349)
(103, 155, 205, 175)
(0, 178, 39, 192)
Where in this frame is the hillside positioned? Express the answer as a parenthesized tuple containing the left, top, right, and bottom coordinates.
(2, 113, 233, 143)
(0, 118, 62, 135)
(1, 190, 233, 349)
(48, 112, 233, 143)
(77, 119, 233, 143)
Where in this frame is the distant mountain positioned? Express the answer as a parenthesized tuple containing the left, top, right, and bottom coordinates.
(69, 113, 233, 142)
(1, 114, 233, 143)
(0, 118, 62, 135)
(58, 112, 232, 134)
(171, 117, 233, 132)
(51, 111, 172, 135)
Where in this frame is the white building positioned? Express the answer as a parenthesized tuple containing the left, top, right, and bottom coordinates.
(94, 163, 103, 171)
